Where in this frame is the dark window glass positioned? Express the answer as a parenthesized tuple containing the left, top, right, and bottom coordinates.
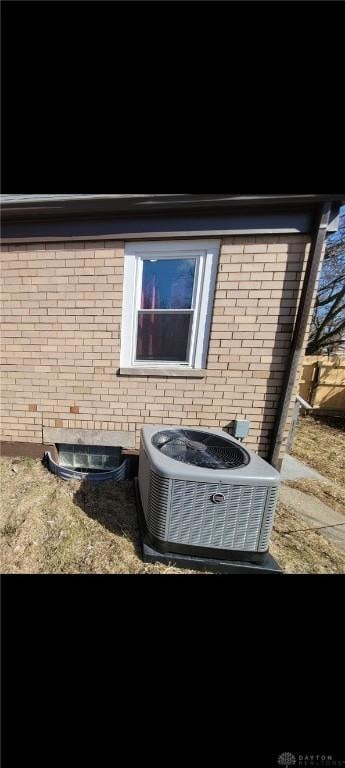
(136, 312, 192, 362)
(141, 259, 196, 310)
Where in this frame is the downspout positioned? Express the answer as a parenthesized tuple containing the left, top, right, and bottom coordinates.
(269, 201, 332, 469)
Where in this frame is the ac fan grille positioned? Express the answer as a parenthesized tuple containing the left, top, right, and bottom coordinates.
(152, 429, 249, 470)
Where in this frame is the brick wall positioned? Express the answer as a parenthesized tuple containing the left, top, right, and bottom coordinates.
(0, 235, 314, 462)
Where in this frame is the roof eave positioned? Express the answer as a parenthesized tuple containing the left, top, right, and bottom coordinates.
(1, 193, 344, 218)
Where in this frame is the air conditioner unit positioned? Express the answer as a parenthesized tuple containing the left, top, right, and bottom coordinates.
(138, 426, 280, 564)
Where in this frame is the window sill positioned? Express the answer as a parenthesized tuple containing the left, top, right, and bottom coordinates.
(120, 367, 207, 378)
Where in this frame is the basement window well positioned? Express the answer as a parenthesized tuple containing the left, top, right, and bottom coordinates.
(58, 444, 121, 472)
(45, 444, 128, 483)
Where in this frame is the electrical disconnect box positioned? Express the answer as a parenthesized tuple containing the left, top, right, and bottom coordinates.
(233, 420, 250, 441)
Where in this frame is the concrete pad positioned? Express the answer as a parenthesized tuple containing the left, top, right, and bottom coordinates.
(281, 454, 324, 482)
(43, 427, 135, 449)
(279, 486, 345, 552)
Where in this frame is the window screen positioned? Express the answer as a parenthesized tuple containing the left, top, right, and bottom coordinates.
(136, 258, 196, 363)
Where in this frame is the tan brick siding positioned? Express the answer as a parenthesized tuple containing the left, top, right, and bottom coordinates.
(0, 236, 313, 461)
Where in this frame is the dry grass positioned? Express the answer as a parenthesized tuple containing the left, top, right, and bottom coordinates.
(1, 456, 345, 574)
(0, 457, 199, 574)
(292, 414, 345, 485)
(279, 414, 345, 571)
(271, 499, 345, 574)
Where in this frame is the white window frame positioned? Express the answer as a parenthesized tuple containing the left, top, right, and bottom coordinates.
(120, 240, 220, 371)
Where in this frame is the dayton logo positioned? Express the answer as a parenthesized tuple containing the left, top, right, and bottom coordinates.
(278, 755, 297, 768)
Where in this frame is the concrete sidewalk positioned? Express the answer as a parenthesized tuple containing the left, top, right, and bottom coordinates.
(281, 454, 324, 482)
(279, 455, 345, 553)
(279, 486, 345, 552)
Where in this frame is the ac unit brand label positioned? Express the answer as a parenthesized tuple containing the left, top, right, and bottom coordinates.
(211, 493, 225, 504)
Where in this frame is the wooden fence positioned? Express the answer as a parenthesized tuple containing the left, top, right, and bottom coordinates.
(299, 355, 345, 414)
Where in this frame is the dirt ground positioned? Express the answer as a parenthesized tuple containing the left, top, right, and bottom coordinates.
(1, 455, 345, 574)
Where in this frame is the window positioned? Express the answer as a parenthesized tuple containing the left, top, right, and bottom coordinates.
(58, 444, 121, 472)
(120, 240, 220, 372)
